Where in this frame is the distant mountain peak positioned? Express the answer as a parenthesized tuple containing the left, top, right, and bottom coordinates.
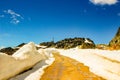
(116, 27, 120, 37)
(109, 27, 120, 49)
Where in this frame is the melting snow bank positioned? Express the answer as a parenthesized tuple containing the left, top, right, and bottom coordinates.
(0, 42, 46, 80)
(10, 49, 55, 80)
(58, 48, 120, 80)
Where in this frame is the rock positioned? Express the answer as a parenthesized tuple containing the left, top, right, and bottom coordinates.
(0, 43, 27, 55)
(40, 41, 55, 48)
(96, 44, 108, 50)
(80, 43, 95, 49)
(0, 47, 17, 55)
(40, 37, 95, 49)
(109, 27, 120, 49)
(17, 43, 26, 47)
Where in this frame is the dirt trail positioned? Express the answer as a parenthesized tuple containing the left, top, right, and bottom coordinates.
(41, 53, 105, 80)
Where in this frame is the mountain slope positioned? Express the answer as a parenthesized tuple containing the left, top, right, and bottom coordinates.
(109, 27, 120, 49)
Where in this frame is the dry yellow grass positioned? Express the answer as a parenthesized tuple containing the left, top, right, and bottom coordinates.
(41, 53, 105, 80)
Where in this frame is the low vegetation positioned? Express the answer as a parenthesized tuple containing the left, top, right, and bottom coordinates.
(40, 37, 95, 49)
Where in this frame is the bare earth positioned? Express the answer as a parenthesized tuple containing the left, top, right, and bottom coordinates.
(41, 53, 105, 80)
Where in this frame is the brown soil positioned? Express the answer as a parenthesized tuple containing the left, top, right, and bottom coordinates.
(40, 53, 105, 80)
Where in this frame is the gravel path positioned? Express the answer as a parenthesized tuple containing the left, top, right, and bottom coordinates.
(41, 53, 104, 80)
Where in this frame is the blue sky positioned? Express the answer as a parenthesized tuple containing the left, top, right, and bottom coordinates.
(0, 0, 120, 47)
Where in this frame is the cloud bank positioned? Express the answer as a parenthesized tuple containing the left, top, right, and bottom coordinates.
(90, 0, 118, 5)
(4, 9, 23, 24)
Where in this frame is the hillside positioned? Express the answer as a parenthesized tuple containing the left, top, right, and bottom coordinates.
(40, 37, 95, 49)
(109, 27, 120, 49)
(0, 42, 120, 80)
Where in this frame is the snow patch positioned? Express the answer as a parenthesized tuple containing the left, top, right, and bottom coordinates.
(84, 38, 92, 44)
(0, 42, 46, 80)
(58, 49, 120, 80)
(1, 43, 120, 80)
(10, 49, 55, 80)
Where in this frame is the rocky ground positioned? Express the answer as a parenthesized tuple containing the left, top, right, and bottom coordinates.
(40, 37, 95, 49)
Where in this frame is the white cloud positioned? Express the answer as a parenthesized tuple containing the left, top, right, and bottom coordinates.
(4, 9, 23, 24)
(90, 0, 118, 5)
